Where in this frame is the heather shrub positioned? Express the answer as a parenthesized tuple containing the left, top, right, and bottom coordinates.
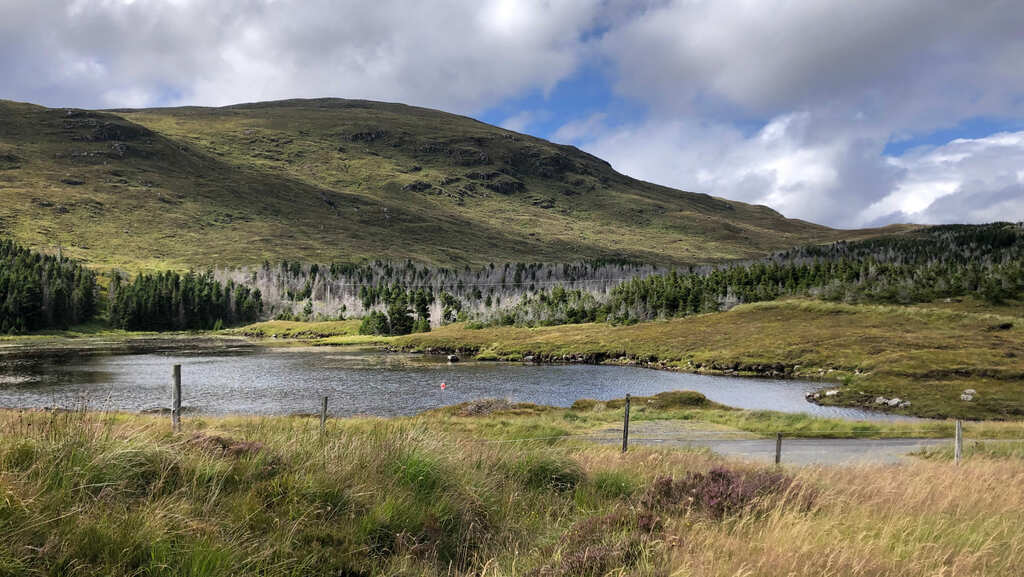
(640, 467, 809, 519)
(542, 511, 652, 577)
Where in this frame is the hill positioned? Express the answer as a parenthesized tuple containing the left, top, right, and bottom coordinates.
(0, 98, 906, 270)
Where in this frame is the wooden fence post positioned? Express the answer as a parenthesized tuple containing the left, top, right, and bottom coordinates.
(955, 420, 963, 465)
(320, 396, 328, 434)
(775, 432, 782, 465)
(622, 394, 631, 453)
(172, 365, 181, 433)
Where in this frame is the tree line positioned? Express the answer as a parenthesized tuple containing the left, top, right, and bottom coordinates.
(477, 223, 1024, 327)
(0, 239, 97, 333)
(108, 270, 263, 331)
(214, 259, 659, 323)
(4, 223, 1019, 333)
(1, 238, 263, 334)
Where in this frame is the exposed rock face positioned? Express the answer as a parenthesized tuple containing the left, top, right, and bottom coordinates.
(870, 396, 910, 408)
(348, 129, 389, 142)
(0, 152, 21, 170)
(108, 143, 129, 158)
(508, 145, 582, 178)
(484, 176, 526, 195)
(402, 180, 432, 192)
(90, 122, 150, 142)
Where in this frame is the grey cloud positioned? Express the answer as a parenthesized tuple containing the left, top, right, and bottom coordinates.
(0, 0, 600, 112)
(599, 0, 1024, 135)
(4, 0, 1024, 228)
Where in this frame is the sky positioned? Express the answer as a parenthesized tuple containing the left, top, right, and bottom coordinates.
(2, 0, 1023, 228)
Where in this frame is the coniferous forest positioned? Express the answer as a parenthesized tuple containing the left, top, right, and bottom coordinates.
(1, 239, 262, 334)
(485, 223, 1024, 327)
(107, 271, 263, 331)
(0, 239, 97, 333)
(2, 223, 1020, 333)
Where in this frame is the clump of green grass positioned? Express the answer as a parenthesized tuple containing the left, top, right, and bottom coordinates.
(914, 440, 1024, 461)
(2, 409, 1024, 575)
(225, 319, 361, 339)
(573, 391, 726, 412)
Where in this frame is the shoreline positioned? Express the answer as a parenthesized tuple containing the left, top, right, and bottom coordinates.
(0, 331, 918, 422)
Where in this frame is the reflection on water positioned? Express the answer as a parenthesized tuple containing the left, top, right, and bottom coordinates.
(0, 348, 911, 420)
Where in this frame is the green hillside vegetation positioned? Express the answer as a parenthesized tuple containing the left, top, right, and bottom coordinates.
(0, 98, 905, 270)
(1, 409, 1022, 576)
(396, 299, 1024, 420)
(474, 223, 1024, 327)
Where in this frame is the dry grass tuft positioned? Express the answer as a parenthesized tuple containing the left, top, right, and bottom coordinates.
(1, 409, 1022, 576)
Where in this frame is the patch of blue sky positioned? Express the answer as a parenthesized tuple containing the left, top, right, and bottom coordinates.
(883, 116, 1024, 156)
(477, 65, 645, 142)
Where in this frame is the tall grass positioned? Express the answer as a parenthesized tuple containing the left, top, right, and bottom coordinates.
(1, 410, 1022, 576)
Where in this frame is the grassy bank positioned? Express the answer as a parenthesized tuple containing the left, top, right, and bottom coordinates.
(422, 394, 1024, 441)
(1, 409, 1022, 576)
(395, 299, 1024, 420)
(224, 319, 362, 340)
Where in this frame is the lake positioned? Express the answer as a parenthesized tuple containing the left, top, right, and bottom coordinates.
(0, 348, 909, 420)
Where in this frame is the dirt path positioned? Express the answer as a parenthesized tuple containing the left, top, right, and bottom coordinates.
(586, 420, 949, 465)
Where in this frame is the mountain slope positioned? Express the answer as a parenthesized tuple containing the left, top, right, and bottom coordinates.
(0, 98, 903, 270)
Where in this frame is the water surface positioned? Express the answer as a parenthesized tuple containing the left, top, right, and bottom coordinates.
(0, 348, 908, 420)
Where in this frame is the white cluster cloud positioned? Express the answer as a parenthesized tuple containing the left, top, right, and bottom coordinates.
(564, 111, 903, 227)
(565, 113, 1024, 227)
(557, 0, 1024, 226)
(1, 0, 1023, 226)
(0, 0, 600, 112)
(868, 132, 1024, 225)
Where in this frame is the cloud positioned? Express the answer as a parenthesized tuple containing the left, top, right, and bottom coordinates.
(3, 0, 1024, 228)
(497, 110, 540, 134)
(0, 0, 601, 112)
(560, 111, 901, 227)
(551, 112, 608, 143)
(557, 115, 1024, 228)
(864, 132, 1024, 225)
(598, 0, 1024, 135)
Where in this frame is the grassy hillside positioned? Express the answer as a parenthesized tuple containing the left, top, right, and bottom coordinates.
(395, 299, 1024, 420)
(1, 409, 1022, 576)
(0, 98, 905, 270)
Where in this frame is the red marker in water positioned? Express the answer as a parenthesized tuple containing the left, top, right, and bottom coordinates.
(440, 382, 446, 390)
